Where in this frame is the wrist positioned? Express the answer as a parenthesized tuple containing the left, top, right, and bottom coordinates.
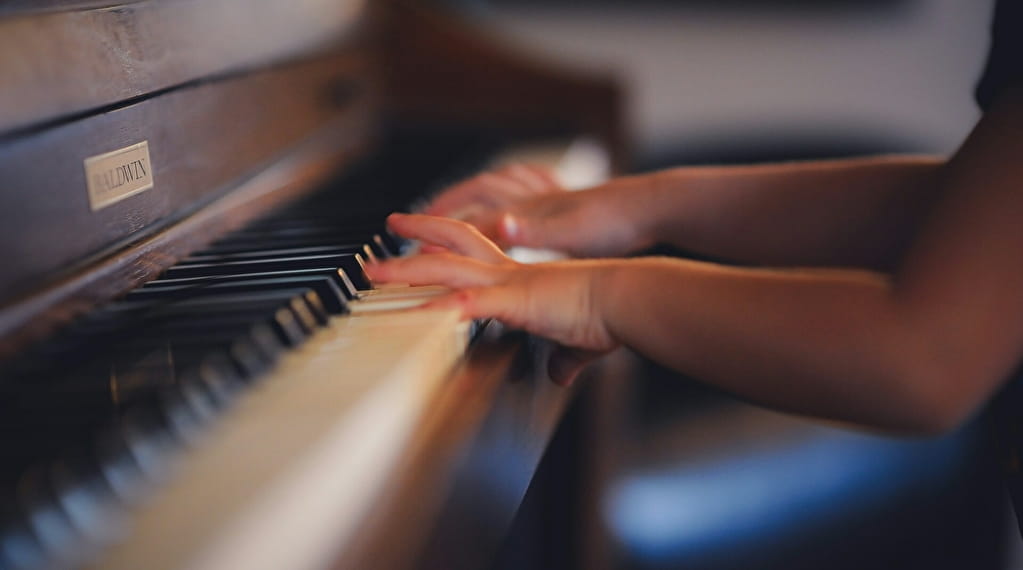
(588, 259, 635, 345)
(628, 169, 701, 251)
(587, 175, 662, 253)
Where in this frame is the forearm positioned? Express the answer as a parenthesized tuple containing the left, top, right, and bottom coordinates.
(596, 257, 958, 433)
(622, 155, 945, 269)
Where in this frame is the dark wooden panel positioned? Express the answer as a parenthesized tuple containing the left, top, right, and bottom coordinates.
(332, 328, 577, 570)
(0, 51, 373, 307)
(0, 114, 373, 362)
(0, 0, 367, 135)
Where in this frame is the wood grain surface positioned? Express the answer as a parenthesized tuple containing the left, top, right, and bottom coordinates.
(0, 0, 367, 135)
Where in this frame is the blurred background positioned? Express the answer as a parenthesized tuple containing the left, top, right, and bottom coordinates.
(430, 1, 1019, 569)
(446, 0, 988, 167)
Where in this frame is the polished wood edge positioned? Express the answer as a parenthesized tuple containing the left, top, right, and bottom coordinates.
(0, 0, 368, 136)
(0, 116, 375, 362)
(376, 0, 628, 172)
(332, 330, 575, 570)
(0, 0, 144, 16)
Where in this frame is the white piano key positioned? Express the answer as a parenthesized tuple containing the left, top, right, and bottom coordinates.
(92, 300, 469, 570)
(351, 285, 452, 313)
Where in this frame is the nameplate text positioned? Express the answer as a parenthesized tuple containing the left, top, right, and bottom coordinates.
(85, 141, 154, 211)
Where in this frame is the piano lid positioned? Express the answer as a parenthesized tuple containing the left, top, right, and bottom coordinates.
(0, 0, 367, 138)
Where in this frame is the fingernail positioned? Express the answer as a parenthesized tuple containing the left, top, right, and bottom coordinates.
(501, 213, 520, 242)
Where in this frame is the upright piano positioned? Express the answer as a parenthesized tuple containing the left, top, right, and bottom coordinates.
(0, 1, 623, 568)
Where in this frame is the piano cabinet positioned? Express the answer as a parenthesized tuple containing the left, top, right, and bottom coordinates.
(0, 1, 626, 569)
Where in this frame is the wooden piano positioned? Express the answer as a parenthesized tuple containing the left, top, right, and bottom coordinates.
(0, 1, 623, 568)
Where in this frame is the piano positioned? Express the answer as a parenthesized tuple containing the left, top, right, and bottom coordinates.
(0, 1, 623, 568)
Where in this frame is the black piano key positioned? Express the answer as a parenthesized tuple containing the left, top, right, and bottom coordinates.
(178, 339, 272, 380)
(115, 321, 284, 359)
(219, 220, 384, 238)
(0, 517, 46, 570)
(117, 409, 181, 484)
(92, 317, 300, 369)
(184, 243, 374, 264)
(154, 387, 208, 445)
(151, 300, 314, 344)
(7, 300, 296, 423)
(229, 219, 398, 257)
(99, 291, 324, 338)
(93, 430, 150, 505)
(175, 377, 219, 428)
(19, 299, 307, 380)
(142, 267, 358, 300)
(17, 326, 267, 395)
(292, 290, 329, 327)
(365, 233, 395, 259)
(132, 277, 348, 314)
(116, 290, 328, 334)
(50, 457, 121, 546)
(207, 222, 381, 239)
(162, 253, 370, 291)
(189, 353, 249, 408)
(200, 234, 395, 259)
(162, 291, 327, 333)
(106, 319, 284, 380)
(15, 470, 80, 563)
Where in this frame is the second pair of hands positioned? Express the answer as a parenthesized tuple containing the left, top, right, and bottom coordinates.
(365, 165, 635, 384)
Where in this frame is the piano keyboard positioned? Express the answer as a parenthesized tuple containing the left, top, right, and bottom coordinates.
(0, 133, 608, 570)
(96, 304, 469, 570)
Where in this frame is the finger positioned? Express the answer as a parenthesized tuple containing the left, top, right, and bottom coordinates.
(365, 253, 502, 289)
(419, 244, 451, 255)
(425, 173, 526, 216)
(423, 289, 606, 384)
(386, 213, 508, 263)
(521, 164, 564, 191)
(420, 285, 521, 325)
(495, 164, 552, 192)
(423, 179, 489, 216)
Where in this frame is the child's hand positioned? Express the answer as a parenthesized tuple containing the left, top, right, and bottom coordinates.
(424, 166, 653, 258)
(424, 163, 563, 219)
(366, 213, 622, 384)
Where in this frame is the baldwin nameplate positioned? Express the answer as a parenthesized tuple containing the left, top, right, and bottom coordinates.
(84, 141, 154, 211)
